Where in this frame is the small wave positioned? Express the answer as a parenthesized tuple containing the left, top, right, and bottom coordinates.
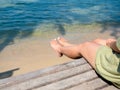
(0, 0, 38, 8)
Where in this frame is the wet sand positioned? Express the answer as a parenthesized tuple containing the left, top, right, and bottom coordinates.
(0, 27, 118, 77)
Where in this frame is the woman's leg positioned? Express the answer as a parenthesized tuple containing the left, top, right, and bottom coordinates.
(93, 38, 106, 46)
(57, 37, 107, 46)
(50, 39, 102, 68)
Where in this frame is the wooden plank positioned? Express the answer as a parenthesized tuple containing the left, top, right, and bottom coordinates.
(66, 78, 108, 90)
(0, 58, 86, 88)
(33, 70, 97, 90)
(101, 86, 119, 90)
(0, 63, 92, 90)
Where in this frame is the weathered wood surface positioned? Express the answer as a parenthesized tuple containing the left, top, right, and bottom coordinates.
(0, 58, 119, 90)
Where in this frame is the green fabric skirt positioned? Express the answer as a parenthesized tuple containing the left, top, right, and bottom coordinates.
(95, 46, 120, 88)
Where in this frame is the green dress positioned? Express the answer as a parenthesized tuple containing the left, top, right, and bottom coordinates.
(95, 38, 120, 88)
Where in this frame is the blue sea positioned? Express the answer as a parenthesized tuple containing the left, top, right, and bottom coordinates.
(0, 0, 120, 40)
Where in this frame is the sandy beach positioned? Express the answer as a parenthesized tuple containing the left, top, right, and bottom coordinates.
(0, 38, 71, 76)
(0, 24, 119, 78)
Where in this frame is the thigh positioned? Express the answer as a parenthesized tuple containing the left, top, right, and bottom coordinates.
(93, 38, 106, 46)
(79, 42, 102, 68)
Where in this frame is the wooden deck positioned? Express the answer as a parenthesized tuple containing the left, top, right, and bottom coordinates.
(0, 58, 119, 90)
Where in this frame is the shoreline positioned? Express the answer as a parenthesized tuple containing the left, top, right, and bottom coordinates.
(0, 25, 118, 77)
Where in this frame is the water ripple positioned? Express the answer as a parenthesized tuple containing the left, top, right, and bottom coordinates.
(0, 0, 120, 32)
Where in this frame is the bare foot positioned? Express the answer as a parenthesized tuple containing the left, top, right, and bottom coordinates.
(106, 38, 116, 47)
(50, 39, 63, 57)
(57, 37, 74, 46)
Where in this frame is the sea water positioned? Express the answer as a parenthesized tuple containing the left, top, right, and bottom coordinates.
(0, 0, 120, 41)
